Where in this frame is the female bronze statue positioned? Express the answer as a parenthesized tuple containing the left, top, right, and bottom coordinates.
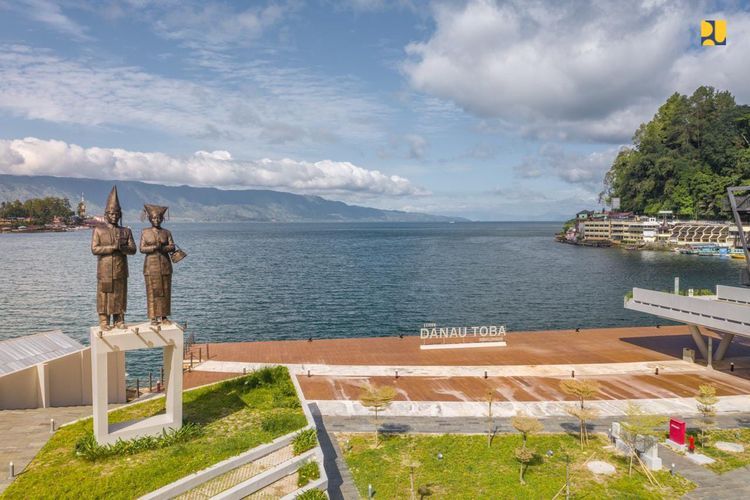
(140, 204, 175, 325)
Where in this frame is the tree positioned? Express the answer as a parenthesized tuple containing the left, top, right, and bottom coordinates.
(560, 379, 601, 409)
(602, 86, 750, 219)
(486, 391, 494, 448)
(514, 447, 535, 485)
(565, 406, 599, 448)
(695, 383, 718, 447)
(620, 402, 667, 476)
(511, 412, 543, 449)
(360, 384, 396, 447)
(560, 379, 600, 447)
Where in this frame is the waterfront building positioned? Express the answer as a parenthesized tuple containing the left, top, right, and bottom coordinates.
(577, 214, 749, 247)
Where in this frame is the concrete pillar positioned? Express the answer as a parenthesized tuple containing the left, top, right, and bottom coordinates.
(674, 277, 680, 294)
(91, 339, 109, 440)
(688, 325, 708, 360)
(714, 332, 735, 362)
(707, 336, 713, 369)
(36, 363, 50, 408)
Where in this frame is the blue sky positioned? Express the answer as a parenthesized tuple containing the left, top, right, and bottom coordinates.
(0, 0, 749, 220)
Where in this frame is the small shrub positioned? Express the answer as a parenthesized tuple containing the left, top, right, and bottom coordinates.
(296, 488, 327, 500)
(74, 423, 203, 461)
(293, 428, 318, 455)
(261, 411, 307, 434)
(297, 460, 320, 487)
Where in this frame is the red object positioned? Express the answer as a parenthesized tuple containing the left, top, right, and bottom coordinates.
(669, 418, 686, 445)
(688, 436, 695, 453)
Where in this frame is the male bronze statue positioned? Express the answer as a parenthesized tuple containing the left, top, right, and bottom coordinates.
(91, 186, 136, 330)
(140, 204, 176, 325)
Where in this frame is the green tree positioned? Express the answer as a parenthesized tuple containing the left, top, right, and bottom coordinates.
(620, 403, 667, 476)
(360, 385, 396, 447)
(695, 383, 718, 447)
(603, 86, 750, 219)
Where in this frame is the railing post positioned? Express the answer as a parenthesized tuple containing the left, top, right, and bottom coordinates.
(136, 378, 140, 399)
(149, 371, 153, 392)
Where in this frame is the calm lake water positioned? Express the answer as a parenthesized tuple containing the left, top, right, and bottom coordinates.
(0, 222, 745, 379)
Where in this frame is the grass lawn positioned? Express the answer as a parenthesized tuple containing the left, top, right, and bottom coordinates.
(693, 428, 750, 474)
(3, 366, 306, 499)
(340, 432, 694, 499)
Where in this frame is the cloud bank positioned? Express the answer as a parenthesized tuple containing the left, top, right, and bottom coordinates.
(0, 137, 423, 196)
(404, 0, 750, 142)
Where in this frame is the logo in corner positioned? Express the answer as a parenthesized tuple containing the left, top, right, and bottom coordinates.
(701, 20, 726, 46)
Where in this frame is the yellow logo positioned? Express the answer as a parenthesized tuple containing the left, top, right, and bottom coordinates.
(701, 20, 726, 46)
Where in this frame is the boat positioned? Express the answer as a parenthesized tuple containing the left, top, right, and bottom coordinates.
(731, 253, 747, 260)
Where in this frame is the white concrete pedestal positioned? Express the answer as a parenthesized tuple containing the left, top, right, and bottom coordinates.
(90, 321, 184, 445)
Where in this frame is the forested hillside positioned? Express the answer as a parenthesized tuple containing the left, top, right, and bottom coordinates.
(603, 86, 750, 218)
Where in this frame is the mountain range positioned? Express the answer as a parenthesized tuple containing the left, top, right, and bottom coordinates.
(0, 174, 466, 223)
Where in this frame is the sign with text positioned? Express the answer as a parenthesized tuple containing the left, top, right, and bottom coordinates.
(419, 323, 507, 350)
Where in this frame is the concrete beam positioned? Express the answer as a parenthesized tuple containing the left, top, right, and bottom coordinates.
(689, 325, 709, 360)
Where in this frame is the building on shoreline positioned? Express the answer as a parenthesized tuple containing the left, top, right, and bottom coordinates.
(569, 210, 749, 248)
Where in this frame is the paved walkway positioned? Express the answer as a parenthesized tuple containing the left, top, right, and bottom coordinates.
(0, 406, 93, 493)
(321, 413, 750, 435)
(658, 445, 750, 499)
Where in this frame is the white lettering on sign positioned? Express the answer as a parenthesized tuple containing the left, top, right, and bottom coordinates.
(419, 325, 506, 339)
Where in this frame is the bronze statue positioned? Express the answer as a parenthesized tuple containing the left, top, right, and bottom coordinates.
(140, 204, 176, 325)
(91, 186, 136, 330)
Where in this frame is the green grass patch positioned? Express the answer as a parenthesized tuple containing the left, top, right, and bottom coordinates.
(693, 428, 750, 474)
(293, 428, 318, 455)
(74, 422, 203, 461)
(295, 488, 327, 500)
(297, 460, 320, 487)
(340, 432, 694, 499)
(4, 366, 306, 499)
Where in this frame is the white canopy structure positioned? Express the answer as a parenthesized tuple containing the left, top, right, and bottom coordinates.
(625, 285, 750, 365)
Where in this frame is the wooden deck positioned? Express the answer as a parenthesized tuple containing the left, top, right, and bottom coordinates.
(183, 325, 750, 402)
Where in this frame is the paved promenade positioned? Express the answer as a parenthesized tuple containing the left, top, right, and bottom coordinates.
(184, 325, 750, 419)
(0, 406, 93, 494)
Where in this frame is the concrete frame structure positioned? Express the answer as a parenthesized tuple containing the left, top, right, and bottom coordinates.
(90, 321, 183, 445)
(0, 331, 125, 410)
(624, 285, 750, 365)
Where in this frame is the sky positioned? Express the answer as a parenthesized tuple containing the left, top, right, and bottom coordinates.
(0, 0, 749, 220)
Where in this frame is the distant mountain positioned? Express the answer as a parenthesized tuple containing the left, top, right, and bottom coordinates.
(0, 174, 467, 223)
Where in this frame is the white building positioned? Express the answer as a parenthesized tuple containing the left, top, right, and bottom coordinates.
(0, 331, 125, 410)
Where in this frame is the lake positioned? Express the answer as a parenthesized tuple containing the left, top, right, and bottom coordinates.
(0, 222, 744, 379)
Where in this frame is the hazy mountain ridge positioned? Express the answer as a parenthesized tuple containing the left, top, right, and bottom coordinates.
(0, 174, 467, 223)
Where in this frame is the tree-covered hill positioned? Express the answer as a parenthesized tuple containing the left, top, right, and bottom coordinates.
(603, 86, 750, 218)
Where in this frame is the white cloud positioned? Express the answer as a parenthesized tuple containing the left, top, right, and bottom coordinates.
(0, 45, 389, 151)
(153, 2, 286, 49)
(3, 0, 91, 40)
(515, 145, 619, 187)
(403, 0, 750, 143)
(405, 134, 428, 159)
(0, 137, 425, 197)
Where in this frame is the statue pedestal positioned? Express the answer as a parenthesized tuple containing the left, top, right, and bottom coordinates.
(90, 321, 184, 445)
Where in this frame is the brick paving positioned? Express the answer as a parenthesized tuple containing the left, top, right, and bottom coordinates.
(176, 444, 295, 500)
(244, 471, 299, 499)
